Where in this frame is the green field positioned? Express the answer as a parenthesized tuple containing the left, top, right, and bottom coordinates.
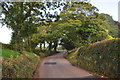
(2, 49, 20, 58)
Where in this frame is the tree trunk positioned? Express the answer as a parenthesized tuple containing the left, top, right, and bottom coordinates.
(17, 31, 23, 54)
(43, 42, 45, 50)
(40, 43, 42, 51)
(53, 41, 58, 53)
(48, 42, 52, 51)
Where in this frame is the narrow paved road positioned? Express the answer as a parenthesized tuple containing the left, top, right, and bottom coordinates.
(33, 52, 97, 78)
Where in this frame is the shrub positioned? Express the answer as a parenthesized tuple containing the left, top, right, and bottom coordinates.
(44, 50, 55, 56)
(2, 44, 14, 50)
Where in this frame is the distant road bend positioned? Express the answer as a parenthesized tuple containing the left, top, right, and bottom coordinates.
(33, 52, 98, 78)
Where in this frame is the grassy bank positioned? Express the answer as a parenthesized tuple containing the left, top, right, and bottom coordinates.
(1, 48, 40, 78)
(1, 47, 56, 78)
(65, 38, 120, 78)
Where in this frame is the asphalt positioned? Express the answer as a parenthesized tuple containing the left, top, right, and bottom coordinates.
(33, 52, 98, 78)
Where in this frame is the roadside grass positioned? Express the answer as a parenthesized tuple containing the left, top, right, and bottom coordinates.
(23, 51, 36, 56)
(1, 48, 37, 58)
(2, 48, 20, 58)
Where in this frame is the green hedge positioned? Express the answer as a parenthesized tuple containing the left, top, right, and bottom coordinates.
(66, 38, 120, 78)
(2, 44, 15, 50)
(2, 50, 40, 78)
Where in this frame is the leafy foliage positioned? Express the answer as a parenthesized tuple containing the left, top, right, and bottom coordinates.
(104, 14, 118, 37)
(1, 1, 116, 52)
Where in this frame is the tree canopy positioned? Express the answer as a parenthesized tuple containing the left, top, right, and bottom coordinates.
(0, 1, 117, 53)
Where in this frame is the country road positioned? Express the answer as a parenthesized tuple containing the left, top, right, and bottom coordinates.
(33, 52, 98, 78)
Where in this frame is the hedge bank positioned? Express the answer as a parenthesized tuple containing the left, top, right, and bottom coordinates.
(66, 38, 120, 78)
(2, 49, 40, 78)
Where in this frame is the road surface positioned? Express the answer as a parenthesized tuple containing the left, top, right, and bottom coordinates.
(33, 52, 97, 78)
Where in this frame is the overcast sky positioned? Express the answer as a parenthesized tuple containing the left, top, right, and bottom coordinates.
(90, 0, 119, 21)
(0, 0, 119, 44)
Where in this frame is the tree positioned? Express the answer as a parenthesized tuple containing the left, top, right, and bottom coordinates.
(49, 2, 100, 49)
(1, 1, 114, 53)
(49, 1, 112, 49)
(103, 14, 118, 38)
(1, 2, 41, 53)
(0, 1, 64, 52)
(77, 19, 112, 44)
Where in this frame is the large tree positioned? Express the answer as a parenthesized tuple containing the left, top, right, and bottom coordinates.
(49, 1, 112, 50)
(0, 1, 65, 52)
(1, 2, 42, 52)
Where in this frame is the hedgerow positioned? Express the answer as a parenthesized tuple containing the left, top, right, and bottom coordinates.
(65, 38, 120, 78)
(2, 48, 55, 78)
(2, 50, 40, 78)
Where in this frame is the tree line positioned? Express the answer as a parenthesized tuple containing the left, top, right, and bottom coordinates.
(0, 1, 119, 54)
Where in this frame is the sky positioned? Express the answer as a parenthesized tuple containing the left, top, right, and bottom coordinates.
(0, 0, 119, 44)
(90, 0, 119, 21)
